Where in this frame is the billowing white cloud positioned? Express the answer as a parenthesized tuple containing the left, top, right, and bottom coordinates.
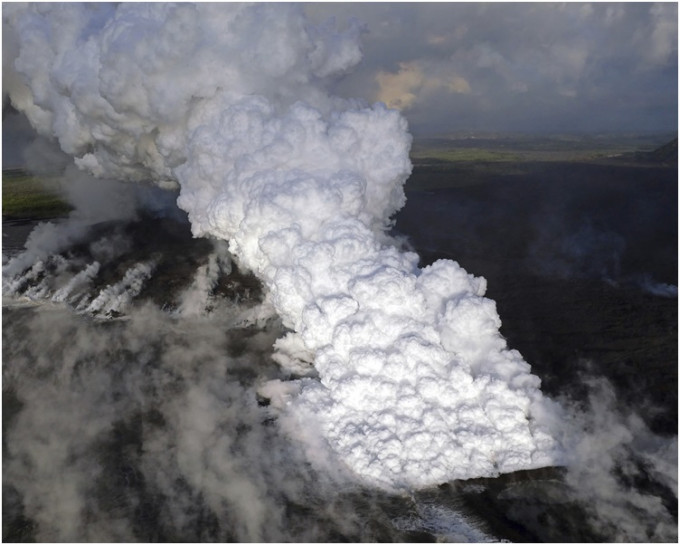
(5, 2, 563, 492)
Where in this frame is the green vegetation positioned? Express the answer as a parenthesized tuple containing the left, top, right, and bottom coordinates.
(410, 148, 522, 163)
(409, 132, 677, 164)
(405, 133, 677, 191)
(2, 169, 72, 218)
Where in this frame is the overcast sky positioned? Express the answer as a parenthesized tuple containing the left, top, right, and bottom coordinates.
(306, 2, 678, 136)
(3, 1, 677, 160)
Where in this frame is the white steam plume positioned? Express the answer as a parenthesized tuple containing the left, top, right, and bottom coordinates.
(177, 239, 233, 317)
(4, 3, 562, 489)
(84, 259, 156, 316)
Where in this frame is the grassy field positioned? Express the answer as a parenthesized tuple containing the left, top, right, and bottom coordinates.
(2, 169, 72, 219)
(406, 132, 677, 190)
(410, 147, 523, 163)
(409, 132, 676, 164)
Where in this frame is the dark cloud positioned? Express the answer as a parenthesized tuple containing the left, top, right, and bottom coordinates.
(307, 2, 678, 135)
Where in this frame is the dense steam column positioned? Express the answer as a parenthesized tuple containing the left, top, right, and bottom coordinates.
(3, 2, 563, 490)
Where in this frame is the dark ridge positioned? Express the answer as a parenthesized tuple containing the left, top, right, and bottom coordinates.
(440, 467, 608, 543)
(617, 137, 680, 165)
(642, 137, 678, 165)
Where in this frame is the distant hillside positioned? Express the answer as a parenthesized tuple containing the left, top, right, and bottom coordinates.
(634, 138, 678, 165)
(410, 132, 677, 164)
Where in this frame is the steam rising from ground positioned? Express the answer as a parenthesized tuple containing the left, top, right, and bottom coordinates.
(4, 226, 675, 541)
(3, 302, 403, 542)
(3, 2, 562, 488)
(3, 283, 676, 541)
(558, 377, 678, 542)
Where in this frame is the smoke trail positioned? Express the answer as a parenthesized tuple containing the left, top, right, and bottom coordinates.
(176, 239, 233, 317)
(636, 274, 678, 298)
(557, 376, 678, 542)
(3, 3, 562, 489)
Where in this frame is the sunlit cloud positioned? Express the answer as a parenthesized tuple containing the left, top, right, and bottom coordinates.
(376, 61, 470, 111)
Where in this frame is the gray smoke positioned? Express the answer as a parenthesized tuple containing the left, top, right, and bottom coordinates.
(558, 375, 677, 542)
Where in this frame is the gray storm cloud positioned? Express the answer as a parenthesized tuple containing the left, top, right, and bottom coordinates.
(3, 2, 563, 489)
(307, 2, 678, 134)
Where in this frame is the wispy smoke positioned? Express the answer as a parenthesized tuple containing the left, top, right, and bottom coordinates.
(2, 303, 395, 542)
(3, 2, 562, 489)
(531, 218, 626, 282)
(557, 375, 678, 542)
(636, 274, 678, 298)
(176, 239, 233, 317)
(83, 259, 156, 315)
